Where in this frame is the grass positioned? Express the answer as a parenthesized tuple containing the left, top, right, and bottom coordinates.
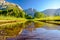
(0, 15, 27, 36)
(34, 16, 60, 21)
(0, 21, 26, 36)
(34, 16, 60, 25)
(1, 15, 60, 36)
(0, 15, 26, 20)
(0, 15, 27, 24)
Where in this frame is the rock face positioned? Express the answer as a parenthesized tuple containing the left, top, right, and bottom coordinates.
(43, 8, 60, 16)
(0, 0, 23, 10)
(43, 9, 57, 16)
(25, 8, 36, 17)
(0, 0, 5, 4)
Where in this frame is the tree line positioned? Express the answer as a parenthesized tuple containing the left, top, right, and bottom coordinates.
(0, 9, 46, 19)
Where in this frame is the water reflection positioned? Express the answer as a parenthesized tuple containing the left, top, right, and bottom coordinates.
(7, 21, 60, 40)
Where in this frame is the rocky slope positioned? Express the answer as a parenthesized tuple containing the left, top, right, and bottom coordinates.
(0, 0, 24, 17)
(25, 8, 36, 17)
(43, 8, 60, 16)
(0, 0, 23, 10)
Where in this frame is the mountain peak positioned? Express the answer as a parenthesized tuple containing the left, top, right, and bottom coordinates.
(0, 0, 5, 4)
(25, 8, 36, 17)
(28, 8, 34, 11)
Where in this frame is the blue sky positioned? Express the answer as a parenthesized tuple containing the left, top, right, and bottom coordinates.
(6, 0, 60, 11)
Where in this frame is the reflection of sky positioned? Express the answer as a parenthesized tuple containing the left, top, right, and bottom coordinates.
(36, 28, 60, 40)
(7, 28, 60, 40)
(6, 0, 60, 11)
(18, 28, 60, 40)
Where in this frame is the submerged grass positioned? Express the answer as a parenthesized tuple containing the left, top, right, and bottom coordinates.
(0, 21, 26, 36)
(0, 15, 27, 36)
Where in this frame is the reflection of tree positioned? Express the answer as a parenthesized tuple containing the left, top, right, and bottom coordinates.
(0, 22, 25, 40)
(34, 22, 45, 28)
(24, 21, 45, 32)
(1, 21, 45, 40)
(16, 21, 45, 40)
(24, 21, 36, 32)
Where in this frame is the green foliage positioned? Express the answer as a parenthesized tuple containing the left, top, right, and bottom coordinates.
(0, 4, 46, 19)
(2, 10, 8, 16)
(25, 14, 33, 19)
(54, 13, 60, 16)
(34, 12, 45, 18)
(17, 11, 25, 18)
(0, 5, 26, 18)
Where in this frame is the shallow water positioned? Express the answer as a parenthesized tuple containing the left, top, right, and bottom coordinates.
(7, 21, 60, 40)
